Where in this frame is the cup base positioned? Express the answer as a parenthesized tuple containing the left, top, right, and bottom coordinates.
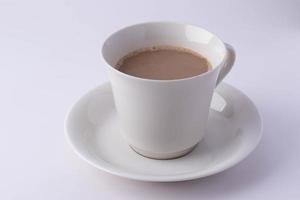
(129, 143, 198, 160)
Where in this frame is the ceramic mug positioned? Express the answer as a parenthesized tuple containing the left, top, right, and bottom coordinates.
(101, 22, 235, 159)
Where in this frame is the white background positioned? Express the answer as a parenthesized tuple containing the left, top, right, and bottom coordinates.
(1, 0, 300, 199)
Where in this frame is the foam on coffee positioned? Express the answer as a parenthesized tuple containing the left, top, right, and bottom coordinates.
(116, 46, 212, 80)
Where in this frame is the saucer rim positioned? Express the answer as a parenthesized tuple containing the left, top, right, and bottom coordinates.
(64, 82, 263, 182)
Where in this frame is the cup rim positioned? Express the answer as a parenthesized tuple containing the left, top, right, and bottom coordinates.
(101, 21, 226, 83)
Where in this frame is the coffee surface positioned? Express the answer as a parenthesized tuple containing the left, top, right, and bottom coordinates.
(116, 46, 212, 80)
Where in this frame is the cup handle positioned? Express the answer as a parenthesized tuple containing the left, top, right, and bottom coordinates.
(216, 43, 236, 86)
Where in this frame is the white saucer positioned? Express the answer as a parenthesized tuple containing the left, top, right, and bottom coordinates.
(65, 82, 262, 182)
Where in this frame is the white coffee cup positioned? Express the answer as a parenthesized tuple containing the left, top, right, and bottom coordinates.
(101, 22, 235, 159)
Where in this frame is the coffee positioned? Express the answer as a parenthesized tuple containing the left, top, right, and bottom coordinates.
(116, 46, 212, 80)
